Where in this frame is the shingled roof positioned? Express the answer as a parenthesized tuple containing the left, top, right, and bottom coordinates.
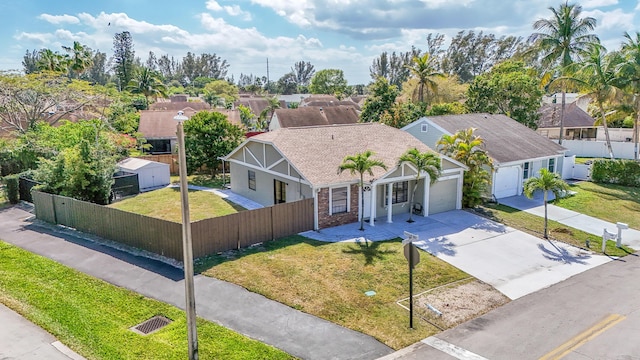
(273, 106, 359, 128)
(246, 123, 435, 186)
(138, 109, 242, 139)
(537, 103, 595, 128)
(424, 113, 566, 165)
(149, 101, 211, 111)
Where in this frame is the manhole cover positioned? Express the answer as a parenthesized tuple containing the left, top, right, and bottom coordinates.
(131, 315, 172, 335)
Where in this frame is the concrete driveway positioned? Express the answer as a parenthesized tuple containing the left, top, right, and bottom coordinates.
(303, 210, 611, 300)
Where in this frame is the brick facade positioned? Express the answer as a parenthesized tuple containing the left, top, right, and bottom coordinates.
(318, 184, 359, 229)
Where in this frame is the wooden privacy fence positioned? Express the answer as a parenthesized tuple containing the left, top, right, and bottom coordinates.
(32, 191, 314, 262)
(137, 154, 179, 175)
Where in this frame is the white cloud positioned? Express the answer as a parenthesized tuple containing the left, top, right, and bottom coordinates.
(584, 8, 634, 30)
(581, 0, 618, 8)
(37, 14, 80, 25)
(206, 0, 252, 21)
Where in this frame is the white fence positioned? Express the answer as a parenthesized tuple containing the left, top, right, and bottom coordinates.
(561, 155, 591, 181)
(560, 140, 638, 160)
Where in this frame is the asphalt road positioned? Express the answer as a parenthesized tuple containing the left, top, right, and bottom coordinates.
(383, 252, 640, 359)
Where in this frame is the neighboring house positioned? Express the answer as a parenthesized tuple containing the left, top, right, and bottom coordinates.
(278, 94, 312, 108)
(138, 108, 242, 154)
(299, 95, 361, 111)
(542, 92, 591, 112)
(268, 106, 359, 131)
(402, 113, 567, 199)
(223, 123, 466, 230)
(117, 158, 170, 191)
(537, 103, 597, 141)
(149, 98, 211, 111)
(234, 95, 287, 116)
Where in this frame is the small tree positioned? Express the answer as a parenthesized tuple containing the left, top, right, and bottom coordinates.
(523, 168, 569, 239)
(397, 148, 441, 222)
(337, 150, 387, 231)
(183, 111, 244, 177)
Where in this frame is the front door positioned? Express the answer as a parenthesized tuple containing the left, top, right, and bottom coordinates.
(362, 185, 371, 220)
(274, 180, 286, 204)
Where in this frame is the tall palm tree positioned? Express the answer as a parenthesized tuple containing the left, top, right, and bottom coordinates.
(337, 150, 387, 231)
(259, 95, 281, 129)
(523, 168, 569, 239)
(397, 148, 441, 222)
(126, 67, 168, 109)
(562, 44, 623, 159)
(620, 31, 640, 161)
(405, 53, 443, 104)
(63, 41, 93, 77)
(530, 1, 599, 145)
(37, 49, 69, 73)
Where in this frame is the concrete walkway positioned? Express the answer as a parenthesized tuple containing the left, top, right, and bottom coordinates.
(0, 206, 392, 360)
(167, 184, 265, 210)
(0, 303, 86, 360)
(302, 210, 611, 300)
(499, 194, 640, 250)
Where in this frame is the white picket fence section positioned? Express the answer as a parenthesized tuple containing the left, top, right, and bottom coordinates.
(562, 155, 591, 181)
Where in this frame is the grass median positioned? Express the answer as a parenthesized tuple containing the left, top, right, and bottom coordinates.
(0, 241, 293, 360)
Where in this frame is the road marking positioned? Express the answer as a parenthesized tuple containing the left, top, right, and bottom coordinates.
(539, 313, 626, 360)
(422, 337, 488, 360)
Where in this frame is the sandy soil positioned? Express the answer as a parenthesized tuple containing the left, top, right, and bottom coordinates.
(412, 279, 510, 329)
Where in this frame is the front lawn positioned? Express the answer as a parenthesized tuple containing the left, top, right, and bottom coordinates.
(198, 235, 474, 350)
(553, 182, 640, 230)
(474, 204, 634, 257)
(0, 241, 292, 360)
(108, 187, 244, 222)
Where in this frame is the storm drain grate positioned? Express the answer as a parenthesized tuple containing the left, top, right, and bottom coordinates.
(131, 316, 172, 335)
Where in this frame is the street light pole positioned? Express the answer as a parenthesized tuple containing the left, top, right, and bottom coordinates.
(174, 111, 198, 360)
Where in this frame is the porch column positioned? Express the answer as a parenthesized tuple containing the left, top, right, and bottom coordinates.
(387, 183, 393, 223)
(369, 184, 376, 226)
(456, 172, 463, 209)
(422, 174, 430, 217)
(312, 187, 319, 230)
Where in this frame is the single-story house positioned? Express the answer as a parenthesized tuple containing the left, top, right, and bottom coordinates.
(537, 103, 597, 141)
(402, 113, 567, 199)
(268, 105, 359, 131)
(223, 123, 467, 230)
(299, 95, 362, 111)
(117, 158, 170, 191)
(138, 108, 242, 154)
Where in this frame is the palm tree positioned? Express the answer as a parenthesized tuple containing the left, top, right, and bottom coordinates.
(562, 44, 623, 159)
(37, 49, 69, 73)
(337, 150, 387, 231)
(523, 168, 569, 239)
(397, 148, 441, 222)
(530, 1, 599, 145)
(259, 95, 281, 129)
(63, 41, 93, 77)
(126, 67, 168, 109)
(620, 31, 640, 161)
(405, 53, 443, 104)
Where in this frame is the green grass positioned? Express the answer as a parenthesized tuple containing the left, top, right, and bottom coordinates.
(170, 174, 229, 189)
(197, 235, 472, 350)
(108, 187, 244, 222)
(0, 241, 293, 360)
(474, 204, 634, 257)
(553, 182, 640, 230)
(574, 157, 600, 164)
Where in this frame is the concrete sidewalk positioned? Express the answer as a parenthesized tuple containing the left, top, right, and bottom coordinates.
(499, 194, 640, 250)
(0, 206, 392, 360)
(303, 210, 611, 300)
(0, 303, 85, 360)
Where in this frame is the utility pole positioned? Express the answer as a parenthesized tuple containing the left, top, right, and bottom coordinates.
(266, 58, 270, 93)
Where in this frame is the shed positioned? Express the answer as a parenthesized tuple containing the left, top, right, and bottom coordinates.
(118, 158, 170, 191)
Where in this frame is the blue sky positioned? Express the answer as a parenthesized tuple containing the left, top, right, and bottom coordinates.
(1, 0, 638, 84)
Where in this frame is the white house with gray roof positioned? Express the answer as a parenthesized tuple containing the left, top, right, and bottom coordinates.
(402, 114, 567, 199)
(223, 123, 466, 230)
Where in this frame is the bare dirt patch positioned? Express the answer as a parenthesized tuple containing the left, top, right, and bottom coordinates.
(404, 279, 509, 330)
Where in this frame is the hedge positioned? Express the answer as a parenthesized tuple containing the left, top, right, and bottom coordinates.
(591, 159, 640, 187)
(3, 174, 20, 204)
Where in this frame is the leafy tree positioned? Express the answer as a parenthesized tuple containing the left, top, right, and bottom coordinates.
(0, 72, 98, 134)
(63, 41, 93, 77)
(183, 111, 244, 176)
(369, 50, 416, 88)
(86, 51, 109, 85)
(379, 101, 425, 129)
(530, 2, 599, 144)
(126, 66, 168, 109)
(145, 51, 158, 71)
(397, 148, 441, 222)
(437, 128, 492, 207)
(113, 31, 135, 91)
(523, 168, 569, 239)
(237, 104, 256, 129)
(292, 61, 315, 87)
(337, 150, 387, 231)
(426, 102, 467, 116)
(401, 75, 467, 104)
(466, 60, 543, 129)
(620, 31, 640, 160)
(405, 53, 444, 104)
(360, 77, 399, 123)
(203, 80, 239, 107)
(22, 49, 39, 74)
(309, 69, 348, 96)
(276, 72, 298, 95)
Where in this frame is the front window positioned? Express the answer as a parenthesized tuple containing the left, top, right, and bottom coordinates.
(248, 170, 256, 190)
(331, 187, 348, 214)
(523, 162, 530, 179)
(386, 181, 409, 205)
(548, 158, 555, 173)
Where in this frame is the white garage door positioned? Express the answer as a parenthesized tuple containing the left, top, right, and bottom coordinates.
(494, 166, 520, 199)
(428, 179, 457, 214)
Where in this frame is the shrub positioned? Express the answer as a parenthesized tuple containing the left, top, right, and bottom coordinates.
(591, 159, 640, 187)
(3, 174, 20, 204)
